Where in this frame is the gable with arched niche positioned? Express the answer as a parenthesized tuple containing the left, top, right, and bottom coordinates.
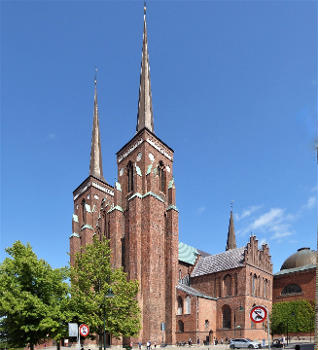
(249, 271, 271, 300)
(190, 270, 243, 299)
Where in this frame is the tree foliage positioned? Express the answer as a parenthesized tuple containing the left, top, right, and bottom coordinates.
(0, 241, 69, 349)
(270, 300, 315, 335)
(70, 236, 141, 344)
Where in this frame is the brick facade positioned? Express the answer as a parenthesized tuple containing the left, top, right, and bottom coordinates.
(70, 128, 179, 346)
(187, 236, 273, 342)
(273, 267, 315, 304)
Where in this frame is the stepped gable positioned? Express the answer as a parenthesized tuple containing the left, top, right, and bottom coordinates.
(243, 235, 272, 272)
(177, 282, 217, 300)
(191, 246, 245, 277)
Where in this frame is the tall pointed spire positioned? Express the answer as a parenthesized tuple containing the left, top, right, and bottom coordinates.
(226, 202, 237, 251)
(89, 70, 105, 181)
(136, 1, 154, 133)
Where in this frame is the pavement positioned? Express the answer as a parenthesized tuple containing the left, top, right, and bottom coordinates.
(33, 342, 316, 350)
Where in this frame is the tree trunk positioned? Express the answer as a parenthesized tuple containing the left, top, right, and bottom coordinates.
(57, 340, 61, 350)
(30, 344, 34, 350)
(99, 331, 103, 350)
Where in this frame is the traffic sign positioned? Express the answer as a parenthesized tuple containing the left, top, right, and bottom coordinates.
(250, 306, 267, 323)
(68, 323, 78, 337)
(79, 324, 90, 337)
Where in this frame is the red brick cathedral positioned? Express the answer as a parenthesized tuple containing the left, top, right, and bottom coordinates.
(69, 4, 310, 346)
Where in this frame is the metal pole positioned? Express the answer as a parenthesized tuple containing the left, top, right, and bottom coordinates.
(104, 317, 106, 350)
(315, 145, 318, 350)
(78, 325, 81, 350)
(287, 320, 288, 346)
(267, 310, 271, 350)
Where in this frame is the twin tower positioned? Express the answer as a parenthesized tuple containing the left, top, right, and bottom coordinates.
(69, 5, 179, 345)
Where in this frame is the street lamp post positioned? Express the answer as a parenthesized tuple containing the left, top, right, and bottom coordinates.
(234, 305, 244, 338)
(286, 312, 295, 346)
(103, 288, 115, 350)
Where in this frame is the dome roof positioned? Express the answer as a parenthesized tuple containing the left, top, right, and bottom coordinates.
(281, 247, 316, 270)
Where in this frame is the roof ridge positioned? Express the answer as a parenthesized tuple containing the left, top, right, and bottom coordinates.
(203, 246, 245, 259)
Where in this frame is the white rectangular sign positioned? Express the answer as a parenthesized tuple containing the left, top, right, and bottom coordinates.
(68, 323, 78, 337)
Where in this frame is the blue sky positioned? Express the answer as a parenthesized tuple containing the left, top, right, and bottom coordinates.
(1, 0, 317, 273)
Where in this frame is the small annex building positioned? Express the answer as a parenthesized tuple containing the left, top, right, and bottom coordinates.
(273, 248, 316, 304)
(176, 221, 273, 344)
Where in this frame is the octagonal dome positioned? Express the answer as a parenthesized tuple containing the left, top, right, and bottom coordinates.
(281, 247, 316, 270)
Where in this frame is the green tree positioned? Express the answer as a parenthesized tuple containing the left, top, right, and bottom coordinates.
(70, 236, 141, 348)
(270, 300, 315, 335)
(0, 241, 69, 350)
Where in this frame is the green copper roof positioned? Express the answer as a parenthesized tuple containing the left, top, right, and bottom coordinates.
(179, 242, 199, 265)
(274, 263, 316, 276)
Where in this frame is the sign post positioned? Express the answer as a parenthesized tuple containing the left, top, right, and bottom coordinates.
(161, 322, 165, 345)
(250, 306, 271, 350)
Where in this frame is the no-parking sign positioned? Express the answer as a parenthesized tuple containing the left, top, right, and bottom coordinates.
(79, 324, 90, 337)
(250, 306, 267, 323)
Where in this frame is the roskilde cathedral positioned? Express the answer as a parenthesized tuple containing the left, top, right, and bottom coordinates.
(69, 5, 316, 347)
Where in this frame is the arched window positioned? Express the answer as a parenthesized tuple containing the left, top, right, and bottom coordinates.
(177, 296, 183, 315)
(158, 161, 166, 193)
(185, 296, 191, 314)
(178, 320, 184, 333)
(179, 269, 182, 281)
(264, 279, 267, 299)
(224, 274, 232, 296)
(281, 284, 302, 295)
(127, 161, 134, 192)
(252, 274, 257, 296)
(234, 273, 238, 296)
(205, 320, 209, 329)
(222, 305, 231, 329)
(107, 220, 110, 239)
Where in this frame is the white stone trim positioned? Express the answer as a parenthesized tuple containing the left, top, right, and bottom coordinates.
(118, 138, 144, 163)
(92, 182, 114, 196)
(146, 138, 172, 161)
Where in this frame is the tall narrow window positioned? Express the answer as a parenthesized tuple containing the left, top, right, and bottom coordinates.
(158, 161, 166, 193)
(185, 296, 191, 314)
(224, 274, 232, 296)
(177, 297, 183, 315)
(81, 199, 86, 224)
(127, 161, 134, 193)
(222, 305, 231, 329)
(178, 320, 184, 333)
(107, 220, 110, 239)
(252, 274, 257, 296)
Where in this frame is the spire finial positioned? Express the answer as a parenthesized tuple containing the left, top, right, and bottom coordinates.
(226, 203, 237, 251)
(94, 67, 98, 85)
(136, 1, 154, 133)
(89, 68, 105, 181)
